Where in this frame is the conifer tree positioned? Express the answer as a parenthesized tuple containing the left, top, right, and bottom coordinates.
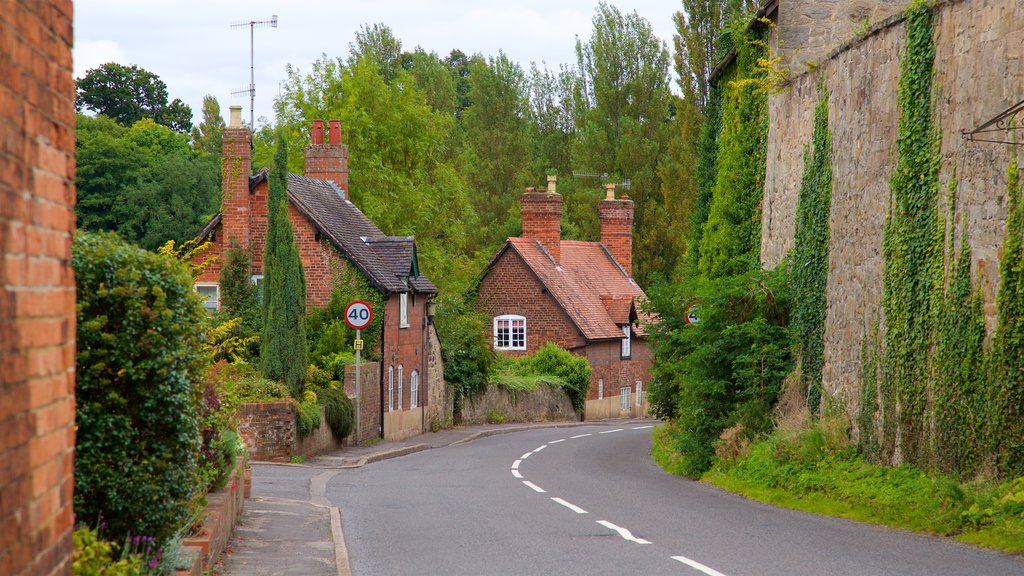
(261, 130, 307, 396)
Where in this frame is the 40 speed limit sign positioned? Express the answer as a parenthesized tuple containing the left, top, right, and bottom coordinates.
(344, 300, 373, 330)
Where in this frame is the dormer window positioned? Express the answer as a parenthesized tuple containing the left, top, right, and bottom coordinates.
(494, 315, 526, 351)
(621, 324, 631, 359)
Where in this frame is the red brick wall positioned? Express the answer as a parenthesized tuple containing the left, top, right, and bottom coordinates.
(344, 361, 381, 442)
(0, 1, 76, 574)
(381, 291, 430, 414)
(585, 339, 652, 402)
(477, 249, 585, 354)
(521, 191, 562, 264)
(599, 197, 634, 276)
(220, 125, 252, 251)
(304, 120, 348, 193)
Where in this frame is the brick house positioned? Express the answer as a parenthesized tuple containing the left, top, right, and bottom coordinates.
(476, 177, 653, 420)
(195, 107, 440, 441)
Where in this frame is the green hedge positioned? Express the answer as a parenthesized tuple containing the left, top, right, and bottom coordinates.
(73, 231, 205, 543)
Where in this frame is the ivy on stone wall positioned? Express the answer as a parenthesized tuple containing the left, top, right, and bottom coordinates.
(879, 0, 939, 466)
(683, 81, 724, 276)
(697, 24, 770, 280)
(791, 83, 833, 414)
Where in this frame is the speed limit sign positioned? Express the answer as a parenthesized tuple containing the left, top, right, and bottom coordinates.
(344, 300, 373, 330)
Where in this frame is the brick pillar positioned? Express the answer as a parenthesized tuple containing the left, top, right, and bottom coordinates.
(304, 119, 349, 195)
(0, 1, 77, 574)
(221, 106, 253, 249)
(599, 183, 634, 277)
(521, 176, 563, 264)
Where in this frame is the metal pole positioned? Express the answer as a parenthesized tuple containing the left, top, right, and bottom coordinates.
(249, 23, 255, 128)
(355, 328, 361, 446)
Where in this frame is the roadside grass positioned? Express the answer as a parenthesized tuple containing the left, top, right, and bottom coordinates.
(653, 421, 1024, 554)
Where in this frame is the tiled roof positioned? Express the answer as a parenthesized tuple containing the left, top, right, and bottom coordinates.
(503, 238, 651, 341)
(286, 173, 436, 294)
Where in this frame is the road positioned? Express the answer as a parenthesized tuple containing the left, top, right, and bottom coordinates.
(328, 424, 1024, 576)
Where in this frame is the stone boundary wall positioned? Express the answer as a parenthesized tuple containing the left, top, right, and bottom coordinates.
(236, 401, 347, 461)
(424, 323, 453, 429)
(460, 384, 578, 426)
(0, 1, 77, 574)
(760, 0, 1024, 417)
(344, 361, 381, 443)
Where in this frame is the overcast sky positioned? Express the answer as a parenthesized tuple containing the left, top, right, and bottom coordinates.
(73, 0, 683, 128)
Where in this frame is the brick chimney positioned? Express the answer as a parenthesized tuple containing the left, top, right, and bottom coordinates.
(221, 105, 252, 249)
(599, 183, 634, 276)
(304, 119, 349, 196)
(521, 175, 562, 264)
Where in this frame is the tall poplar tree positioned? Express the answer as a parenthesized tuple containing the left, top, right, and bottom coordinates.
(261, 131, 307, 397)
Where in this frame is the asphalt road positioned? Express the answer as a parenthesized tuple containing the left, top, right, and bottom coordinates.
(328, 424, 1024, 576)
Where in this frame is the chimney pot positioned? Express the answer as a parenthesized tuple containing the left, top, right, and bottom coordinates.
(605, 182, 616, 201)
(311, 120, 325, 145)
(328, 120, 342, 145)
(229, 105, 243, 128)
(547, 175, 557, 194)
(304, 119, 349, 196)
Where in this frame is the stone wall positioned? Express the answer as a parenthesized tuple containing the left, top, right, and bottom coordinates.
(424, 323, 453, 429)
(460, 384, 578, 426)
(761, 0, 1024, 417)
(777, 0, 911, 71)
(344, 361, 381, 443)
(0, 1, 77, 574)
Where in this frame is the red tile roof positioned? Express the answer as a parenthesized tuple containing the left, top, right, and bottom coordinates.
(502, 238, 651, 341)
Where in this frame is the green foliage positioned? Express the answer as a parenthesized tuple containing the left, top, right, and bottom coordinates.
(73, 231, 205, 543)
(295, 401, 323, 438)
(648, 266, 794, 477)
(318, 386, 355, 440)
(216, 361, 291, 403)
(488, 345, 590, 411)
(790, 85, 833, 413)
(218, 242, 261, 361)
(436, 296, 493, 401)
(681, 81, 724, 277)
(76, 62, 193, 133)
(697, 23, 769, 279)
(75, 114, 220, 251)
(72, 525, 144, 576)
(307, 274, 384, 376)
(261, 131, 308, 397)
(191, 94, 225, 155)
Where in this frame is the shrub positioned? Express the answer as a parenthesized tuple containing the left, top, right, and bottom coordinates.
(72, 525, 143, 576)
(319, 387, 355, 440)
(73, 231, 205, 543)
(525, 344, 591, 412)
(295, 400, 322, 437)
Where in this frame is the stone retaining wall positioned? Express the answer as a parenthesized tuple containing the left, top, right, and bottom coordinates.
(460, 384, 578, 426)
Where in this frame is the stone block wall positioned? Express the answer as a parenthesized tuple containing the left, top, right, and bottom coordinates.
(761, 0, 1024, 417)
(777, 0, 911, 71)
(0, 1, 77, 574)
(424, 323, 453, 429)
(460, 384, 577, 425)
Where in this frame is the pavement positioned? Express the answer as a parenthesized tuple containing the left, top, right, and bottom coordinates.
(220, 419, 639, 576)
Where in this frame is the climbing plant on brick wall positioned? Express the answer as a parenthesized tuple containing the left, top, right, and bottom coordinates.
(791, 83, 833, 414)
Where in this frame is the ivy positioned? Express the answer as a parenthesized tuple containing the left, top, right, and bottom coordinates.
(683, 81, 724, 275)
(791, 83, 833, 414)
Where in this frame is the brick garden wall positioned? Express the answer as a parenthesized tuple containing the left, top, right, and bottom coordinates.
(0, 1, 77, 574)
(344, 361, 381, 443)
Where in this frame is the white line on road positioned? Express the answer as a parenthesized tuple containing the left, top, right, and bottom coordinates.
(512, 459, 522, 469)
(523, 481, 546, 493)
(521, 452, 532, 459)
(551, 498, 588, 514)
(570, 433, 592, 439)
(632, 425, 654, 430)
(511, 469, 523, 479)
(549, 439, 566, 444)
(596, 520, 651, 545)
(599, 429, 624, 434)
(533, 445, 547, 453)
(671, 556, 729, 576)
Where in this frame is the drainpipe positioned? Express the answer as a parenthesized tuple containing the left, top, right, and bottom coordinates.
(378, 299, 386, 439)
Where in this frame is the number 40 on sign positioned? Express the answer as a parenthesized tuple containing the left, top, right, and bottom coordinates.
(345, 300, 373, 330)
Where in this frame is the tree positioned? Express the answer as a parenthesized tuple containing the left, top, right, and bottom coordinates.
(349, 23, 403, 83)
(673, 0, 730, 114)
(260, 131, 308, 397)
(76, 62, 193, 132)
(191, 95, 225, 155)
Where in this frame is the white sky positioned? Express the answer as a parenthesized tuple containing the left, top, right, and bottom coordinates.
(73, 0, 683, 128)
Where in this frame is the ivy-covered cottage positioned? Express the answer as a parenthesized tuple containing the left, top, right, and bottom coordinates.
(476, 177, 653, 420)
(194, 106, 442, 441)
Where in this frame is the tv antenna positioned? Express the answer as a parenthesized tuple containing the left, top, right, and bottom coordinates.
(231, 15, 278, 128)
(572, 171, 631, 190)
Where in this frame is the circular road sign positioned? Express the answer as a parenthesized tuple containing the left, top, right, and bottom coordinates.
(684, 302, 701, 325)
(345, 300, 373, 330)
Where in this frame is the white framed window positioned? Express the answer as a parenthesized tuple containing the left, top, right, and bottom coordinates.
(251, 275, 264, 303)
(636, 380, 643, 406)
(620, 324, 631, 359)
(388, 366, 395, 412)
(620, 386, 631, 412)
(410, 370, 419, 408)
(194, 283, 220, 312)
(398, 365, 404, 409)
(494, 314, 526, 350)
(598, 378, 604, 400)
(399, 292, 410, 328)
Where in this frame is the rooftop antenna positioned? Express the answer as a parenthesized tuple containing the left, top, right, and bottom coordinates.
(572, 171, 631, 190)
(231, 15, 278, 128)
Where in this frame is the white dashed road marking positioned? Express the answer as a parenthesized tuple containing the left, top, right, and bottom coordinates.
(521, 452, 532, 459)
(522, 481, 546, 493)
(533, 445, 547, 453)
(671, 556, 729, 576)
(511, 470, 523, 479)
(551, 498, 588, 514)
(549, 439, 566, 444)
(632, 425, 653, 430)
(571, 433, 592, 439)
(512, 459, 522, 470)
(596, 520, 651, 545)
(599, 429, 624, 434)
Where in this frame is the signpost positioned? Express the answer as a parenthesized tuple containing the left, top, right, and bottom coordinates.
(344, 301, 373, 445)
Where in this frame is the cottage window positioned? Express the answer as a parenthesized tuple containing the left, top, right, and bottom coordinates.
(251, 275, 264, 303)
(598, 378, 604, 400)
(620, 324, 631, 359)
(194, 283, 219, 312)
(636, 380, 643, 407)
(494, 315, 526, 351)
(399, 292, 410, 328)
(388, 366, 395, 412)
(620, 386, 631, 412)
(398, 365, 404, 409)
(410, 370, 419, 409)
